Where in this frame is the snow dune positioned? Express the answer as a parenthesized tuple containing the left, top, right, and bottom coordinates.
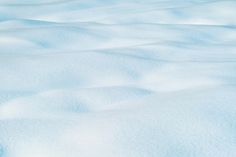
(0, 0, 236, 157)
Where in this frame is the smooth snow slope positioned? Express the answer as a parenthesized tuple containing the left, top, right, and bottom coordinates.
(0, 0, 236, 157)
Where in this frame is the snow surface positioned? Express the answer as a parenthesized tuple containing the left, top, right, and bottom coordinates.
(0, 0, 236, 157)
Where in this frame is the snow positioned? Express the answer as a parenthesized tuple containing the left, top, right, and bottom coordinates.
(0, 0, 236, 157)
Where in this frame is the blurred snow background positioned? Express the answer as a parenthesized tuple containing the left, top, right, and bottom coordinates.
(0, 0, 236, 157)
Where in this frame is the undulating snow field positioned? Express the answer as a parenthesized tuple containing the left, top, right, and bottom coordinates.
(0, 0, 236, 157)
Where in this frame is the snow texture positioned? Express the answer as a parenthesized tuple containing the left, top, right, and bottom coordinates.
(0, 0, 236, 157)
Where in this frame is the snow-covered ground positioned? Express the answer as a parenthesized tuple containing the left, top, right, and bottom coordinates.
(0, 0, 236, 157)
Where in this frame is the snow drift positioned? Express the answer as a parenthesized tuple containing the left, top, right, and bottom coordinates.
(0, 0, 236, 157)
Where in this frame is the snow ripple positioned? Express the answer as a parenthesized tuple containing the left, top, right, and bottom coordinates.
(0, 0, 236, 157)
